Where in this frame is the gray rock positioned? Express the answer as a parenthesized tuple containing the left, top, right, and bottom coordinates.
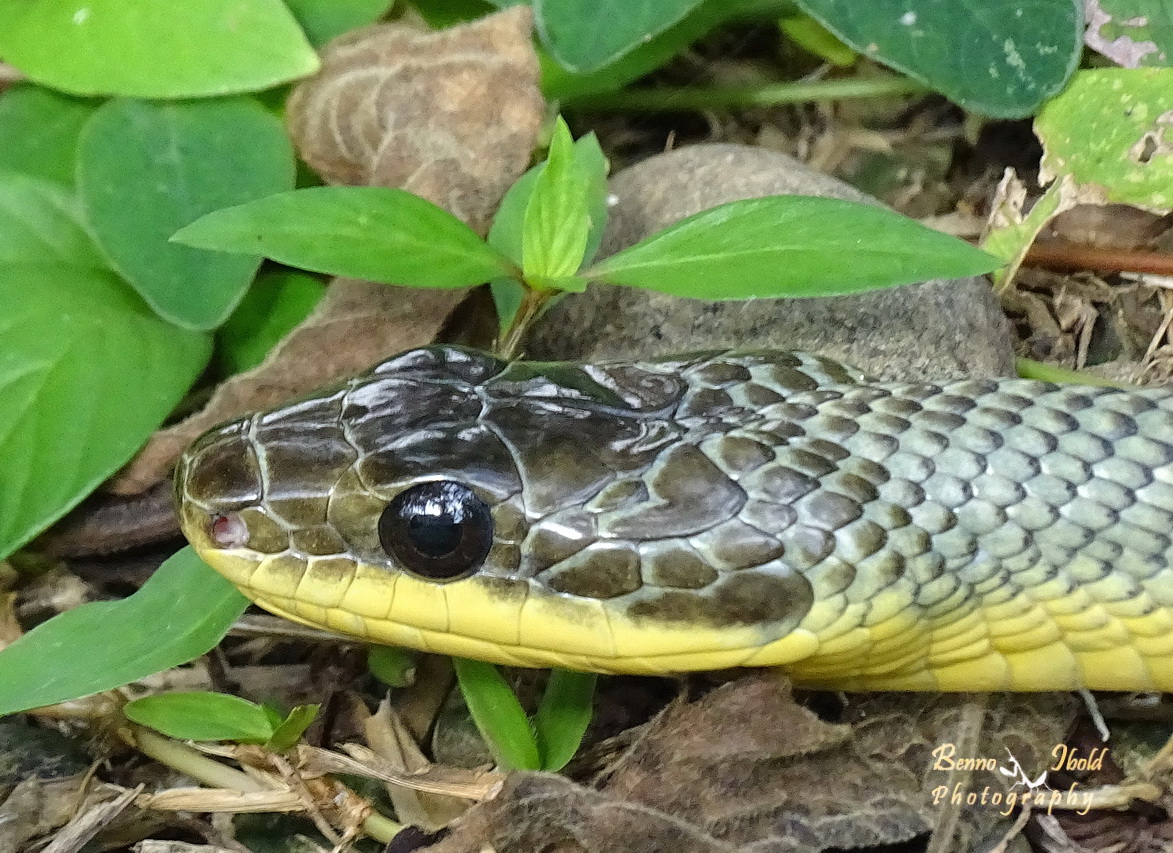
(524, 144, 1015, 381)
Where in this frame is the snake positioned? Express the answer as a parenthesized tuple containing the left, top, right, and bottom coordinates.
(176, 345, 1173, 692)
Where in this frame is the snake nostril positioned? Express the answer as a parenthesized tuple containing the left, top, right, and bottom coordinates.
(210, 512, 250, 548)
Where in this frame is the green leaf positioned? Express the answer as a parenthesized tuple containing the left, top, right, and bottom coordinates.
(0, 548, 247, 716)
(1015, 357, 1130, 389)
(217, 269, 326, 375)
(779, 9, 857, 66)
(174, 187, 517, 289)
(1085, 0, 1173, 68)
(0, 85, 97, 185)
(0, 265, 211, 557)
(284, 0, 394, 46)
(534, 0, 704, 73)
(489, 132, 609, 269)
(794, 0, 1082, 117)
(545, 0, 794, 101)
(0, 0, 319, 98)
(125, 692, 277, 743)
(533, 669, 596, 772)
(452, 658, 541, 771)
(266, 704, 320, 752)
(411, 0, 497, 28)
(584, 196, 1002, 299)
(522, 119, 592, 280)
(78, 98, 296, 331)
(0, 173, 108, 268)
(367, 646, 417, 688)
(1035, 68, 1173, 211)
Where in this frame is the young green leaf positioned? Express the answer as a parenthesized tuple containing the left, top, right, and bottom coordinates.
(489, 131, 610, 270)
(125, 692, 277, 743)
(0, 173, 108, 268)
(174, 187, 518, 289)
(78, 97, 296, 331)
(0, 548, 247, 716)
(0, 0, 319, 97)
(367, 646, 417, 688)
(0, 265, 210, 558)
(217, 269, 326, 375)
(266, 704, 321, 752)
(522, 119, 592, 281)
(0, 84, 98, 185)
(584, 195, 1002, 299)
(452, 658, 541, 771)
(533, 669, 596, 772)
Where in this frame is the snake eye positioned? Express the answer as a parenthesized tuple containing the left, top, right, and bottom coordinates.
(378, 481, 492, 581)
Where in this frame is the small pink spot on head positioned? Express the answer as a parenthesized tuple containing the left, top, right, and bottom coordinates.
(209, 513, 249, 548)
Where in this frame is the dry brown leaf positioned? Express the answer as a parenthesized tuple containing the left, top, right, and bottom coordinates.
(111, 282, 462, 493)
(421, 676, 1081, 853)
(287, 5, 545, 235)
(363, 700, 474, 830)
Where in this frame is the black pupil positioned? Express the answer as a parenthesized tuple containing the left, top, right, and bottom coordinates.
(407, 514, 462, 557)
(378, 481, 493, 581)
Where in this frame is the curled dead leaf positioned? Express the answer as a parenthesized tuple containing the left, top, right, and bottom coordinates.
(287, 5, 545, 234)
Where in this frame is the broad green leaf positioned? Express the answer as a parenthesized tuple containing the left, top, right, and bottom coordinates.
(0, 173, 107, 268)
(545, 0, 794, 101)
(125, 692, 277, 743)
(1085, 0, 1173, 68)
(266, 704, 320, 752)
(533, 669, 596, 771)
(1036, 68, 1173, 211)
(452, 658, 541, 771)
(284, 0, 394, 46)
(522, 119, 592, 281)
(584, 196, 1002, 299)
(174, 187, 517, 289)
(78, 98, 295, 330)
(0, 0, 319, 97)
(795, 0, 1082, 117)
(0, 85, 97, 185)
(0, 548, 247, 716)
(534, 0, 704, 73)
(0, 265, 211, 557)
(217, 269, 326, 375)
(489, 133, 609, 269)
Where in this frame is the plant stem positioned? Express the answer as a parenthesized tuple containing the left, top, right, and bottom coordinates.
(125, 724, 404, 843)
(569, 75, 930, 112)
(498, 287, 552, 360)
(127, 725, 266, 792)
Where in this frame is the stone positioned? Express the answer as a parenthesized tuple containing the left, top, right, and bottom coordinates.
(524, 144, 1015, 382)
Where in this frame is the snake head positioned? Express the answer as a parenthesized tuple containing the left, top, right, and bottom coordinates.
(176, 345, 818, 673)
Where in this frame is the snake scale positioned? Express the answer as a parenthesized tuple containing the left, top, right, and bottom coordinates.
(177, 346, 1173, 692)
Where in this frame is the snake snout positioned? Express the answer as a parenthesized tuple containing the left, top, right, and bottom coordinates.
(175, 419, 266, 552)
